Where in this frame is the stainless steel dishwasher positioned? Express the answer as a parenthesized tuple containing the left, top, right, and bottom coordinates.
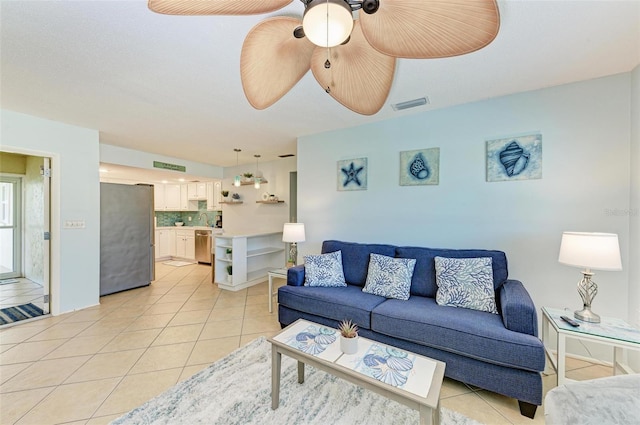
(195, 229, 212, 264)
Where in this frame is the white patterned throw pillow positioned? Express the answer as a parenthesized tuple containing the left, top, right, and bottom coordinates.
(304, 250, 347, 287)
(362, 253, 416, 300)
(434, 257, 498, 314)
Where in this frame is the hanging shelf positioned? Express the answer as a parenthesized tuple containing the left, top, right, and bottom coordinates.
(240, 178, 268, 186)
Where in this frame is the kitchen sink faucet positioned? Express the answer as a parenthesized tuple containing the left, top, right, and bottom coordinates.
(198, 212, 210, 226)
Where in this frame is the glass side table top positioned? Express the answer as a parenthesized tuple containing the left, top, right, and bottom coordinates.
(269, 268, 288, 276)
(543, 307, 640, 345)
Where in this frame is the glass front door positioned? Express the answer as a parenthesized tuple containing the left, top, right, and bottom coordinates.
(0, 176, 21, 279)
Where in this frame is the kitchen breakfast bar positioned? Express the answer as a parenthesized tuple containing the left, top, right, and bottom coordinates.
(212, 231, 285, 292)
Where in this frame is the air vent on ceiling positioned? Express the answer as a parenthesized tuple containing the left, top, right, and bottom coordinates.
(391, 96, 430, 111)
(278, 154, 295, 158)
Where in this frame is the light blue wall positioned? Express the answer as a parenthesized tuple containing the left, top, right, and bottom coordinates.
(298, 73, 633, 361)
(1, 109, 101, 314)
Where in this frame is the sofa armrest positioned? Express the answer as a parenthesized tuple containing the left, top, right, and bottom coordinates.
(287, 265, 305, 286)
(499, 279, 538, 337)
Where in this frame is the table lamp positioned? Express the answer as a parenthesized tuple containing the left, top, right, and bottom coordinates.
(283, 223, 305, 266)
(558, 231, 622, 323)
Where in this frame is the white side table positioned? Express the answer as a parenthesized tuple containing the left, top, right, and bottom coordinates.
(541, 306, 640, 386)
(267, 268, 288, 313)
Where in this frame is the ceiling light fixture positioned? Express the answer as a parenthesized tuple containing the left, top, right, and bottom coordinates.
(254, 154, 261, 189)
(233, 148, 242, 187)
(391, 97, 429, 111)
(302, 0, 354, 48)
(149, 0, 500, 115)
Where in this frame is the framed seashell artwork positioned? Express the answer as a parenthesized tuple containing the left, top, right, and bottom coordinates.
(399, 148, 440, 186)
(486, 133, 542, 182)
(337, 157, 368, 191)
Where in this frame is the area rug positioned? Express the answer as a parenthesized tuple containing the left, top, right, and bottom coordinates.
(0, 303, 44, 325)
(162, 261, 195, 267)
(111, 337, 482, 425)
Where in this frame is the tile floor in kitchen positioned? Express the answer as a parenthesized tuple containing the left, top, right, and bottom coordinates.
(0, 262, 613, 425)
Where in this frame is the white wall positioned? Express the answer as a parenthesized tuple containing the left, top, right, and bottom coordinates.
(1, 109, 101, 314)
(629, 65, 640, 370)
(100, 144, 224, 179)
(221, 156, 296, 235)
(298, 73, 632, 361)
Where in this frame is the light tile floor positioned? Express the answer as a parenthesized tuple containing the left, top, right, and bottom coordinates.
(0, 278, 44, 310)
(0, 263, 613, 425)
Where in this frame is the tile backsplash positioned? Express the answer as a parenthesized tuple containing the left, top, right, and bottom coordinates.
(155, 201, 221, 227)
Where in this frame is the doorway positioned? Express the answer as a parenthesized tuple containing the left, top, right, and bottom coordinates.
(0, 153, 51, 325)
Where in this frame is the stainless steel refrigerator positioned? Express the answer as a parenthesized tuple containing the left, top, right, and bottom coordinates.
(100, 183, 155, 296)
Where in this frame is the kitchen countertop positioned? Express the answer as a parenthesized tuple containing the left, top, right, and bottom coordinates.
(156, 226, 223, 233)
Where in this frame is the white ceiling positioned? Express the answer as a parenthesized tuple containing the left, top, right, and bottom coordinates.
(1, 0, 639, 169)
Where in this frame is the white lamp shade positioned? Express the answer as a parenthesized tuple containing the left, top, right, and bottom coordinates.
(283, 223, 305, 243)
(303, 0, 353, 47)
(558, 232, 622, 271)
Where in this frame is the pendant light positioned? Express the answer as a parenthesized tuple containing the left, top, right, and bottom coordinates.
(233, 148, 241, 187)
(254, 154, 261, 189)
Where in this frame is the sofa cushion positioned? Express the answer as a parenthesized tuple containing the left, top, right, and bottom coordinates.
(322, 240, 397, 287)
(278, 284, 386, 330)
(303, 250, 347, 287)
(371, 297, 545, 372)
(395, 247, 509, 298)
(435, 256, 498, 314)
(362, 253, 416, 300)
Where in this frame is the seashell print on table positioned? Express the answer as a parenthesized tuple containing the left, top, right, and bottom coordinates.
(486, 133, 542, 182)
(357, 344, 415, 388)
(399, 148, 440, 186)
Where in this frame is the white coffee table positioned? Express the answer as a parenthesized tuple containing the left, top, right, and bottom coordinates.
(269, 319, 446, 425)
(267, 268, 288, 313)
(541, 306, 640, 386)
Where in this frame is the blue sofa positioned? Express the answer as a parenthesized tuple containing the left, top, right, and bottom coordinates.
(278, 240, 545, 418)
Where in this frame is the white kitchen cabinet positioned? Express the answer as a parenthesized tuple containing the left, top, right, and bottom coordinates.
(168, 229, 177, 256)
(188, 182, 207, 200)
(154, 184, 182, 211)
(175, 229, 195, 260)
(154, 185, 165, 210)
(180, 184, 190, 210)
(214, 232, 284, 291)
(164, 184, 181, 210)
(206, 181, 222, 211)
(155, 228, 173, 259)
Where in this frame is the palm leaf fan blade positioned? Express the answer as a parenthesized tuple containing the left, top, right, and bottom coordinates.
(241, 17, 315, 110)
(148, 0, 292, 15)
(359, 0, 500, 59)
(311, 21, 395, 115)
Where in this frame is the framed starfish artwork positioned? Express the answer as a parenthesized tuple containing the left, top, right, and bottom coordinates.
(337, 158, 368, 191)
(399, 148, 440, 186)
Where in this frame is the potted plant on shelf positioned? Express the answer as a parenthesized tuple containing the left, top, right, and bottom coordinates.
(226, 264, 232, 283)
(231, 193, 241, 202)
(221, 190, 229, 202)
(243, 172, 253, 182)
(226, 248, 232, 260)
(338, 319, 359, 354)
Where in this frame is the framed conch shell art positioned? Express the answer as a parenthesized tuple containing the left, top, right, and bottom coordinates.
(486, 133, 542, 182)
(399, 148, 440, 186)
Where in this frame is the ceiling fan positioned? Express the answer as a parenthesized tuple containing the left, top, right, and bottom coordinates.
(148, 0, 500, 115)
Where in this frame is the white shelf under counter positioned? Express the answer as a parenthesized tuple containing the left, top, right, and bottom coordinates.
(214, 231, 284, 291)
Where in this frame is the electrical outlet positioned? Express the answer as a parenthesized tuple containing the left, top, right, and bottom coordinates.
(63, 220, 86, 229)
